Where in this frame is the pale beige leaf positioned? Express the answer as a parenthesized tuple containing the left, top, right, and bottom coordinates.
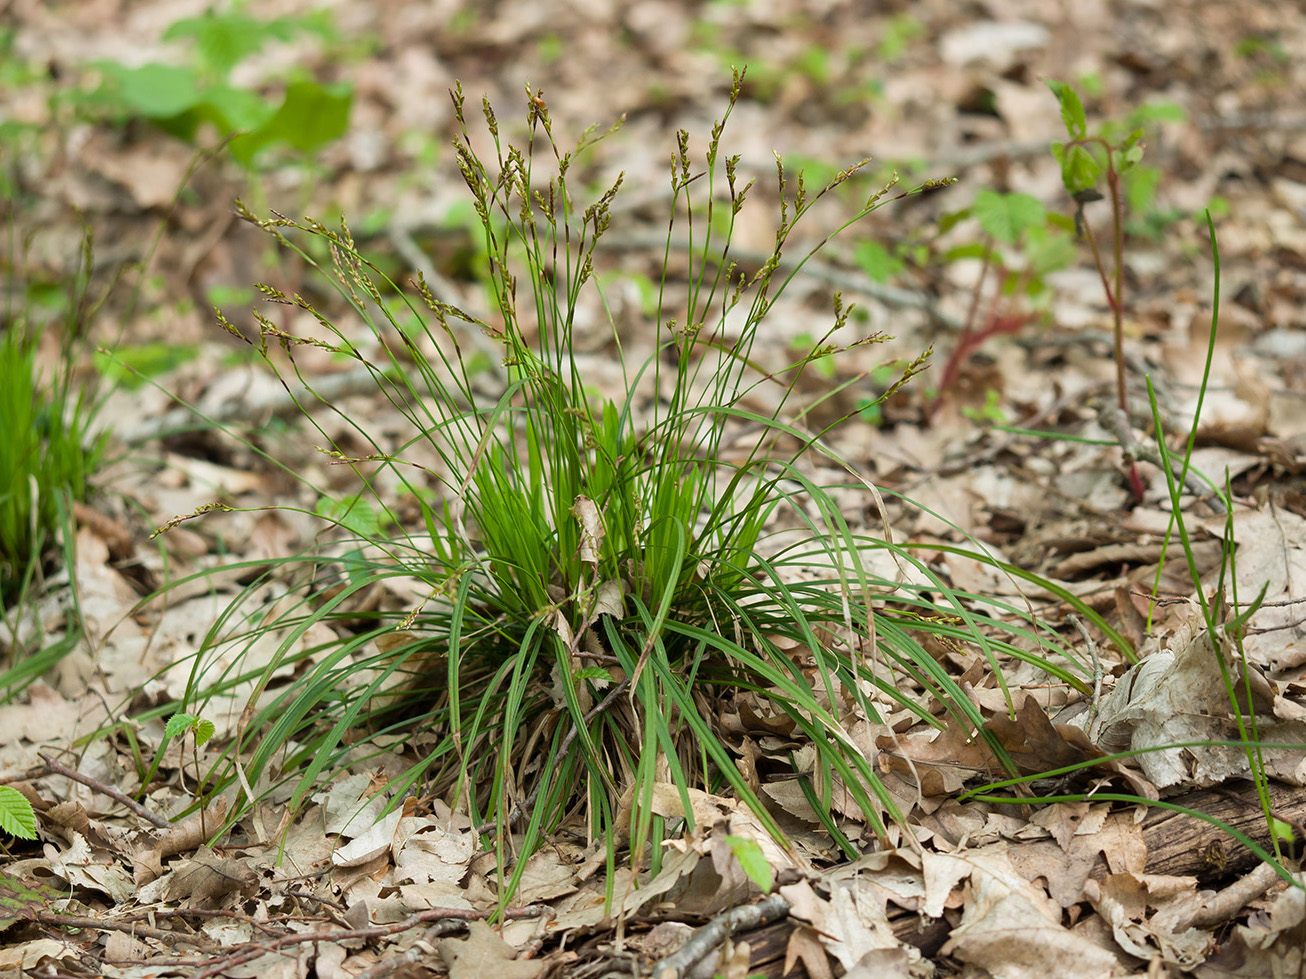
(438, 920, 545, 979)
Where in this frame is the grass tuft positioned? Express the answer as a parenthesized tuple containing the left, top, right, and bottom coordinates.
(0, 230, 107, 612)
(155, 74, 1095, 904)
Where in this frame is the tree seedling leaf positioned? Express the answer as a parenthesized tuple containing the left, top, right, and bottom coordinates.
(164, 11, 295, 79)
(853, 239, 904, 283)
(95, 62, 204, 120)
(0, 787, 37, 840)
(231, 81, 352, 163)
(316, 494, 383, 539)
(725, 834, 774, 893)
(1048, 79, 1087, 139)
(165, 713, 198, 741)
(973, 189, 1045, 245)
(1054, 144, 1102, 196)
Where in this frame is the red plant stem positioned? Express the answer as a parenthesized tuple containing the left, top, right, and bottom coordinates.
(928, 238, 993, 419)
(1107, 161, 1127, 416)
(1069, 136, 1143, 502)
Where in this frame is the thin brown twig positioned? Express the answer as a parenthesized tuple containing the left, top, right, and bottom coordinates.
(651, 893, 791, 979)
(38, 752, 171, 829)
(1066, 614, 1103, 724)
(187, 905, 546, 979)
(1096, 404, 1228, 514)
(0, 764, 51, 786)
(33, 912, 204, 946)
(1172, 861, 1284, 932)
(349, 946, 433, 979)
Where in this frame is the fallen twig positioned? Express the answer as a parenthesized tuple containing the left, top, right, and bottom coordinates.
(33, 911, 204, 946)
(183, 905, 547, 979)
(1172, 860, 1285, 932)
(1097, 404, 1228, 514)
(38, 752, 171, 829)
(651, 893, 791, 979)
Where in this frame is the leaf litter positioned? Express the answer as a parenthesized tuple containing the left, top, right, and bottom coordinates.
(5, 0, 1306, 976)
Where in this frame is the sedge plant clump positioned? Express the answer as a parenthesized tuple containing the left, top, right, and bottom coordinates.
(0, 242, 107, 611)
(162, 72, 1100, 901)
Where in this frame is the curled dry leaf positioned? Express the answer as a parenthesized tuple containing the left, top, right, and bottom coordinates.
(161, 845, 257, 908)
(1092, 614, 1306, 790)
(438, 920, 546, 979)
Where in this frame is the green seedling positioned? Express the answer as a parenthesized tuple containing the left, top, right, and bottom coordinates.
(92, 342, 200, 390)
(725, 834, 773, 893)
(0, 787, 37, 841)
(930, 189, 1075, 417)
(879, 14, 925, 63)
(145, 711, 216, 837)
(1049, 79, 1159, 500)
(169, 712, 216, 836)
(960, 388, 1007, 425)
(790, 332, 837, 379)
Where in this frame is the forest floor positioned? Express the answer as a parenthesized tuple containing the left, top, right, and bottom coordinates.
(4, 0, 1306, 976)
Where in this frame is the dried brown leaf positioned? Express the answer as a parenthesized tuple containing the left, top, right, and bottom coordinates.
(438, 920, 546, 979)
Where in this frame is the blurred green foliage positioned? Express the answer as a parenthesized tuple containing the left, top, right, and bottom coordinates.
(83, 8, 352, 167)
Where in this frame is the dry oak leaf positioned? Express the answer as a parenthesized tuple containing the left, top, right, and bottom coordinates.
(876, 716, 1001, 797)
(162, 845, 257, 908)
(437, 920, 546, 979)
(134, 798, 228, 885)
(1008, 808, 1148, 908)
(1195, 878, 1306, 978)
(1093, 872, 1211, 968)
(935, 849, 1124, 978)
(985, 696, 1106, 775)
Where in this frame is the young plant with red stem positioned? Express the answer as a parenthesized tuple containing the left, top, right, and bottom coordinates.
(1050, 79, 1148, 503)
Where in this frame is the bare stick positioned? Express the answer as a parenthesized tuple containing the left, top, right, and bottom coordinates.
(1066, 614, 1103, 725)
(651, 893, 791, 979)
(39, 752, 171, 829)
(1097, 403, 1228, 514)
(187, 905, 546, 979)
(1171, 860, 1283, 931)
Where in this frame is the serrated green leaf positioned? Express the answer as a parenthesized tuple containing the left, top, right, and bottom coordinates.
(165, 712, 197, 740)
(1124, 165, 1160, 213)
(197, 85, 276, 133)
(852, 240, 903, 283)
(0, 787, 37, 840)
(940, 241, 989, 263)
(724, 834, 773, 893)
(1129, 100, 1186, 125)
(163, 11, 296, 80)
(95, 62, 203, 119)
(972, 190, 1045, 245)
(316, 494, 382, 538)
(230, 81, 352, 164)
(193, 718, 216, 747)
(278, 81, 352, 153)
(1024, 224, 1077, 277)
(1047, 212, 1077, 233)
(1047, 80, 1086, 139)
(1057, 144, 1101, 196)
(936, 206, 972, 235)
